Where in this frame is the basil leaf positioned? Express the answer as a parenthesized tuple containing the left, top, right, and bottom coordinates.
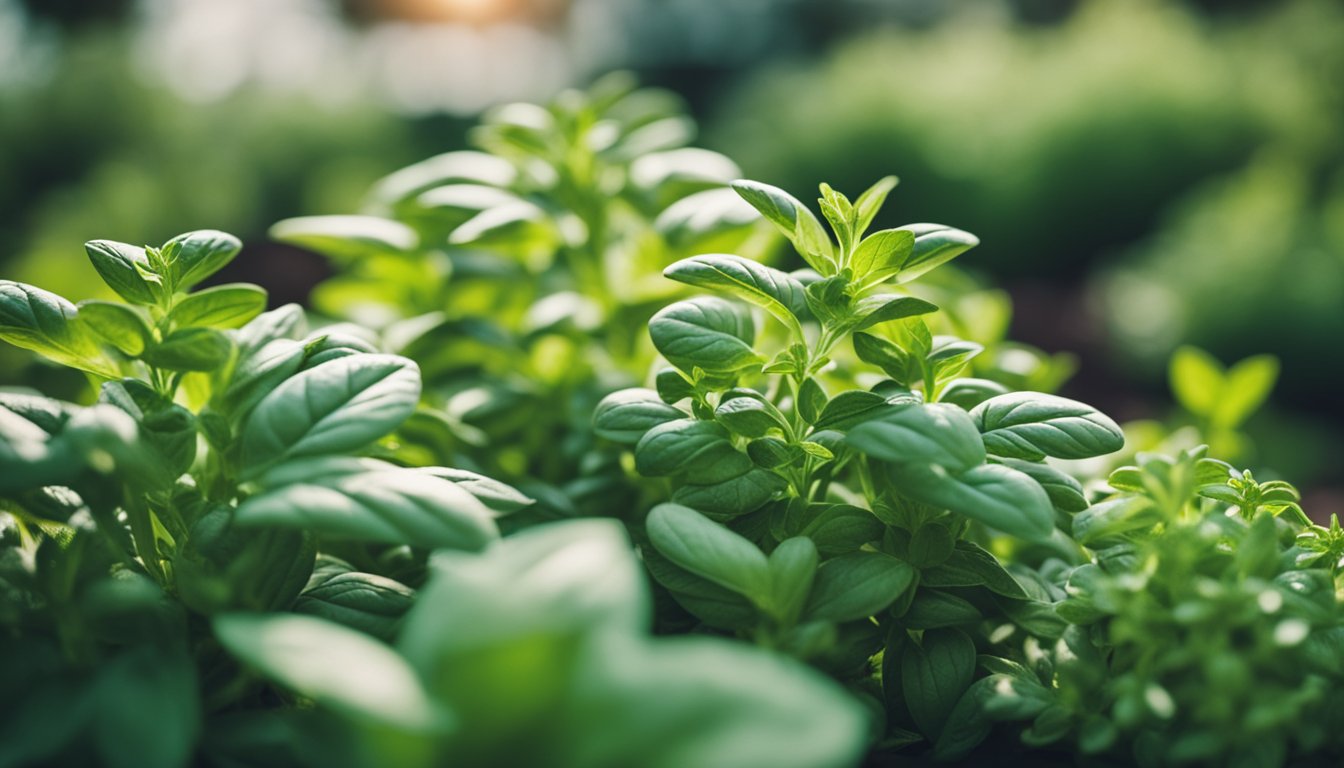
(731, 179, 836, 274)
(141, 327, 234, 372)
(635, 419, 746, 481)
(165, 230, 242, 290)
(852, 332, 914, 384)
(803, 552, 915, 623)
(895, 224, 979, 284)
(715, 390, 789, 438)
(921, 541, 1028, 599)
(847, 402, 986, 471)
(649, 297, 760, 374)
(214, 613, 438, 730)
(767, 537, 819, 624)
(235, 464, 497, 549)
(902, 589, 983, 630)
(646, 503, 772, 605)
(890, 462, 1055, 541)
(940, 378, 1011, 410)
(0, 280, 119, 377)
(901, 627, 976, 739)
(76, 300, 151, 356)
(168, 284, 267, 329)
(664, 254, 808, 337)
(239, 354, 420, 477)
(849, 228, 915, 287)
(852, 176, 898, 238)
(670, 466, 788, 519)
(84, 239, 159, 305)
(594, 388, 685, 444)
(992, 457, 1088, 512)
(971, 392, 1125, 461)
(851, 294, 939, 331)
(416, 467, 533, 516)
(293, 571, 415, 642)
(643, 547, 759, 629)
(270, 215, 419, 264)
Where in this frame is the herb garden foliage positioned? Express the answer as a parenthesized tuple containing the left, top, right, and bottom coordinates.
(0, 80, 1338, 768)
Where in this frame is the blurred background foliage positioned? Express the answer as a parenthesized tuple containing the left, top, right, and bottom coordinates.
(1, 0, 1340, 494)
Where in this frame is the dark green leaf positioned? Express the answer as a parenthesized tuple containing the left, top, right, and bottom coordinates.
(84, 239, 159, 304)
(803, 552, 915, 623)
(902, 627, 976, 739)
(646, 503, 771, 604)
(890, 462, 1055, 541)
(594, 388, 685, 444)
(649, 297, 760, 374)
(847, 402, 985, 471)
(972, 392, 1125, 461)
(0, 280, 120, 377)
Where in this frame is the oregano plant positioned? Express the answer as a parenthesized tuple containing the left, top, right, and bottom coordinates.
(596, 176, 1127, 753)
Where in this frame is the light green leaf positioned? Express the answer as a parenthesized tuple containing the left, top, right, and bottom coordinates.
(1212, 354, 1278, 428)
(76, 300, 151, 356)
(852, 176, 898, 238)
(664, 254, 807, 337)
(851, 294, 939, 331)
(895, 224, 979, 284)
(731, 179, 835, 274)
(293, 571, 415, 642)
(847, 402, 986, 471)
(165, 230, 243, 290)
(141, 327, 233, 372)
(768, 537, 819, 624)
(1169, 345, 1222, 417)
(0, 281, 120, 377)
(214, 613, 440, 730)
(803, 552, 915, 623)
(971, 393, 1124, 460)
(271, 215, 418, 264)
(169, 284, 267, 329)
(852, 332, 913, 384)
(849, 229, 915, 287)
(239, 354, 421, 477)
(84, 239, 158, 304)
(646, 503, 771, 603)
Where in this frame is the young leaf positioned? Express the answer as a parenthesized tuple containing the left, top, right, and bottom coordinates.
(852, 176, 898, 238)
(731, 179, 835, 274)
(895, 224, 979, 284)
(715, 391, 789, 438)
(797, 378, 828, 425)
(803, 552, 915, 623)
(663, 254, 808, 338)
(768, 537, 819, 624)
(1211, 354, 1278, 429)
(635, 419, 746, 481)
(971, 393, 1125, 461)
(646, 503, 772, 604)
(165, 230, 243, 290)
(1169, 345, 1222, 417)
(168, 284, 267, 329)
(992, 457, 1088, 512)
(76, 300, 151, 356)
(84, 240, 159, 305)
(649, 297, 761, 374)
(849, 229, 915, 287)
(846, 403, 986, 471)
(239, 354, 421, 477)
(270, 215, 419, 264)
(851, 295, 938, 331)
(852, 332, 914, 384)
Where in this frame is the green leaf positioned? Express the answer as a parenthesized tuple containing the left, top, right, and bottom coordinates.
(849, 228, 915, 287)
(84, 239, 159, 304)
(664, 254, 807, 338)
(921, 542, 1027, 599)
(902, 627, 976, 739)
(715, 390, 789, 438)
(214, 613, 440, 730)
(971, 393, 1125, 460)
(812, 389, 913, 432)
(644, 548, 759, 630)
(1071, 496, 1162, 546)
(731, 179, 835, 274)
(100, 379, 197, 480)
(851, 294, 939, 331)
(847, 402, 986, 471)
(767, 537, 819, 624)
(852, 332, 913, 384)
(217, 339, 307, 420)
(636, 419, 748, 481)
(168, 283, 267, 329)
(895, 224, 979, 284)
(890, 462, 1055, 541)
(649, 297, 761, 374)
(76, 300, 151, 356)
(785, 503, 884, 557)
(417, 467, 533, 516)
(803, 552, 915, 623)
(293, 571, 415, 642)
(270, 215, 419, 264)
(797, 377, 828, 424)
(747, 436, 803, 468)
(594, 388, 685, 444)
(902, 589, 983, 629)
(141, 327, 233, 372)
(939, 378, 1010, 410)
(236, 462, 497, 549)
(671, 466, 788, 519)
(646, 503, 771, 604)
(165, 230, 243, 290)
(927, 336, 983, 382)
(239, 354, 421, 477)
(0, 281, 120, 377)
(932, 676, 998, 760)
(1212, 354, 1278, 428)
(93, 646, 199, 768)
(993, 457, 1088, 512)
(1169, 345, 1222, 417)
(852, 176, 898, 238)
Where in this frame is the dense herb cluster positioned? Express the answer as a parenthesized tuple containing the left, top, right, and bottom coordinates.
(1, 81, 1338, 768)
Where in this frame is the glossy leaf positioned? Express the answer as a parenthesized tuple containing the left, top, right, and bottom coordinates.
(0, 280, 119, 377)
(649, 297, 760, 374)
(972, 392, 1124, 461)
(166, 230, 243, 290)
(646, 503, 772, 603)
(168, 284, 267, 329)
(664, 254, 807, 337)
(76, 300, 151, 356)
(84, 239, 158, 304)
(847, 402, 986, 471)
(891, 462, 1055, 541)
(731, 179, 835, 274)
(803, 552, 915, 623)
